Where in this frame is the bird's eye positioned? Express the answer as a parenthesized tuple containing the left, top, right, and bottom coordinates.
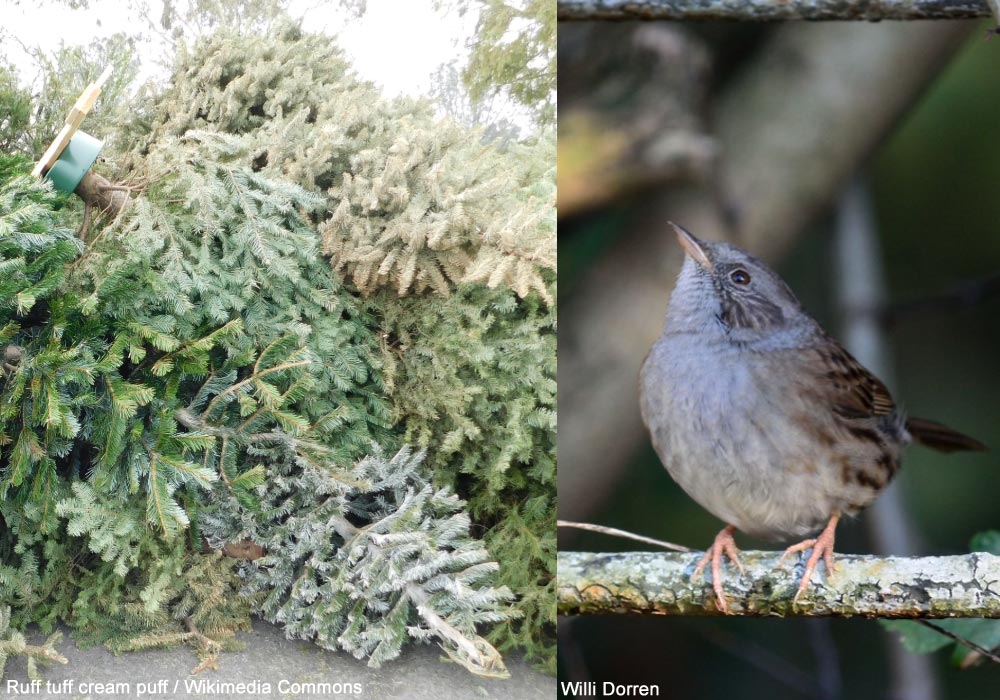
(730, 269, 751, 285)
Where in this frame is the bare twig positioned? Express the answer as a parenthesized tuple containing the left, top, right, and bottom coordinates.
(558, 550, 1000, 617)
(557, 0, 992, 21)
(916, 620, 1000, 664)
(557, 520, 692, 552)
(76, 202, 93, 242)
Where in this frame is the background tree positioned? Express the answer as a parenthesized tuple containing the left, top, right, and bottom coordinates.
(0, 66, 33, 154)
(460, 0, 555, 128)
(429, 60, 522, 144)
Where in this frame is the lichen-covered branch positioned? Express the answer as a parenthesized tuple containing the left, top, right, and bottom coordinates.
(559, 551, 1000, 617)
(557, 0, 992, 21)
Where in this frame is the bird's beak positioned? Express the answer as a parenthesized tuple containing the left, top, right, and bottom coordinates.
(669, 222, 713, 271)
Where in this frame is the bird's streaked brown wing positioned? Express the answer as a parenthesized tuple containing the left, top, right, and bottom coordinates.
(809, 335, 895, 420)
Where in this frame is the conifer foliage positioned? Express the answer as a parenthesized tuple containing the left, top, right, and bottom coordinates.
(0, 122, 513, 674)
(137, 24, 556, 304)
(202, 447, 513, 676)
(0, 16, 554, 677)
(131, 22, 557, 669)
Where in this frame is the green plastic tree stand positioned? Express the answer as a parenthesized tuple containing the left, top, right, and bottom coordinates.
(46, 131, 104, 193)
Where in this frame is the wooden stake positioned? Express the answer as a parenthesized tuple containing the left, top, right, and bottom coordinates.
(32, 66, 112, 178)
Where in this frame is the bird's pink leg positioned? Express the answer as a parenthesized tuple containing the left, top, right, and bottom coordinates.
(692, 524, 744, 613)
(780, 512, 840, 603)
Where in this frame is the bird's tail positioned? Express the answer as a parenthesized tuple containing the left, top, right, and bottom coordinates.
(906, 417, 987, 453)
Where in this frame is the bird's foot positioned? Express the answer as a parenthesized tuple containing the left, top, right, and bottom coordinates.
(692, 524, 744, 613)
(780, 512, 840, 604)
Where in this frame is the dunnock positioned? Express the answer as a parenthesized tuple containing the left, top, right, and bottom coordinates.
(639, 223, 986, 612)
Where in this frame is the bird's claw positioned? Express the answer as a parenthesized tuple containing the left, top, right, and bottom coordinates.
(693, 525, 743, 613)
(781, 514, 840, 605)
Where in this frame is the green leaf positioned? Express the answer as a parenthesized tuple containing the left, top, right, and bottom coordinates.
(881, 620, 955, 654)
(882, 617, 1000, 666)
(969, 530, 1000, 555)
(947, 618, 1000, 666)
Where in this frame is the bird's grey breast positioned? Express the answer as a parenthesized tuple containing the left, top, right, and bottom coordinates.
(640, 331, 888, 540)
(640, 332, 766, 519)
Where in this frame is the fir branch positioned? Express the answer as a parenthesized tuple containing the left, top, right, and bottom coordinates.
(0, 638, 68, 667)
(201, 357, 311, 419)
(405, 584, 509, 678)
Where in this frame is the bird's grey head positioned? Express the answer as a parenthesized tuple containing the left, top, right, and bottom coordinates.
(665, 223, 810, 345)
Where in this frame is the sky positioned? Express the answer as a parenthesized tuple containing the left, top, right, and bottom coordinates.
(0, 0, 478, 98)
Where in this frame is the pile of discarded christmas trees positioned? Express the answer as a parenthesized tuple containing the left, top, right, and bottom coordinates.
(0, 21, 555, 678)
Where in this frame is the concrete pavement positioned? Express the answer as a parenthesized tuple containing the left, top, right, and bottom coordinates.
(2, 619, 554, 700)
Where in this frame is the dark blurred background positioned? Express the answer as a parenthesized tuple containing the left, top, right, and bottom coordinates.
(558, 18, 1000, 700)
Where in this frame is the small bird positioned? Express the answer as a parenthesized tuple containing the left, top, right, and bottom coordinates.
(639, 223, 986, 612)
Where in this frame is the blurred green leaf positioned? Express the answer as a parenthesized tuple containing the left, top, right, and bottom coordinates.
(969, 530, 1000, 555)
(882, 530, 1000, 666)
(948, 618, 1000, 666)
(881, 620, 952, 654)
(882, 618, 1000, 663)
